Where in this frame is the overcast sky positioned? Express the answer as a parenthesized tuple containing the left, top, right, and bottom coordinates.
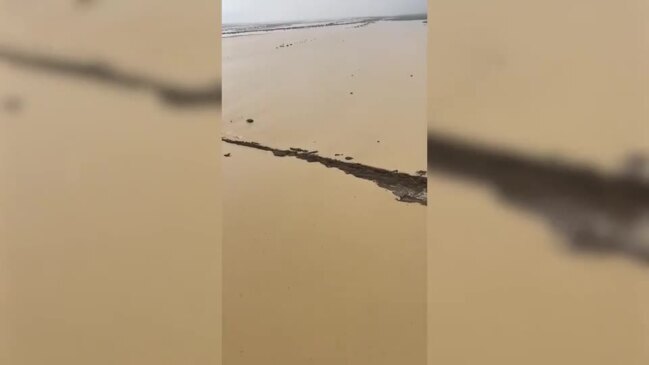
(223, 0, 427, 24)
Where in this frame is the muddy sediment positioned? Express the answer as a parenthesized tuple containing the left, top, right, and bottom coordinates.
(223, 137, 427, 205)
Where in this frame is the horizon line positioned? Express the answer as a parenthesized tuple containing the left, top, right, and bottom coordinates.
(222, 12, 427, 26)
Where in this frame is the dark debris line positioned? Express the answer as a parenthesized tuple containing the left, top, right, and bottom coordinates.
(222, 137, 427, 205)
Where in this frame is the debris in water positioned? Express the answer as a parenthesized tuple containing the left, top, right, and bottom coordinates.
(222, 137, 427, 205)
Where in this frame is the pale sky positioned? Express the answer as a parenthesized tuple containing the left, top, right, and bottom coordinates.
(223, 0, 427, 24)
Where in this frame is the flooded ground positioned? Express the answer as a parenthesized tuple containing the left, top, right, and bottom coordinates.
(223, 19, 427, 173)
(223, 146, 426, 365)
(0, 2, 221, 364)
(428, 1, 649, 363)
(223, 18, 427, 364)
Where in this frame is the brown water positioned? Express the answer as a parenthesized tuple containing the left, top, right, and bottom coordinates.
(428, 1, 649, 363)
(223, 20, 427, 364)
(223, 20, 427, 173)
(223, 146, 426, 365)
(0, 2, 221, 364)
(6, 1, 647, 363)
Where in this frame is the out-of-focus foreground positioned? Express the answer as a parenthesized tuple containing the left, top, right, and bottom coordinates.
(428, 1, 649, 364)
(0, 1, 221, 364)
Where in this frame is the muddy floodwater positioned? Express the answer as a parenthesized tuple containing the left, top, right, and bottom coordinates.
(223, 17, 427, 364)
(223, 146, 426, 364)
(0, 2, 221, 364)
(428, 1, 649, 364)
